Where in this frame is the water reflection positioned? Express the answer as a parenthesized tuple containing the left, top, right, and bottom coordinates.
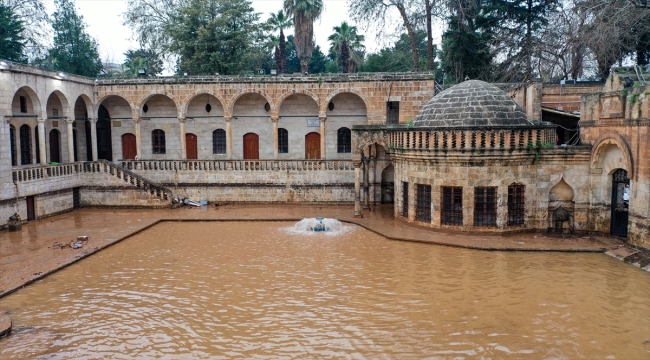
(0, 221, 648, 359)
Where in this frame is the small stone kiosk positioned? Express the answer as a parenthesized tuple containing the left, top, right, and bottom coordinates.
(354, 80, 573, 233)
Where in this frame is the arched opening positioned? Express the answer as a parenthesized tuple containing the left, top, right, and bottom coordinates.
(34, 127, 40, 164)
(97, 105, 113, 161)
(9, 125, 16, 166)
(84, 121, 92, 161)
(279, 93, 319, 158)
(72, 129, 78, 162)
(548, 178, 575, 234)
(74, 96, 92, 161)
(381, 164, 394, 204)
(186, 133, 198, 159)
(243, 133, 259, 159)
(49, 129, 61, 163)
(233, 93, 272, 159)
(19, 125, 32, 165)
(46, 90, 69, 118)
(140, 94, 179, 159)
(305, 132, 321, 159)
(327, 92, 367, 159)
(12, 86, 40, 116)
(611, 169, 630, 237)
(122, 133, 137, 160)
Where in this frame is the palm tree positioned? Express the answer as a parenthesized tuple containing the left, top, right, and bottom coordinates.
(283, 0, 323, 74)
(327, 21, 365, 73)
(268, 10, 292, 74)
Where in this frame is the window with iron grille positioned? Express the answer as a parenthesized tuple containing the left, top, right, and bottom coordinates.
(508, 185, 525, 225)
(474, 187, 497, 226)
(387, 101, 400, 124)
(278, 128, 288, 153)
(337, 127, 351, 153)
(20, 96, 27, 113)
(442, 186, 463, 225)
(416, 184, 432, 222)
(402, 182, 409, 217)
(212, 129, 226, 154)
(152, 129, 166, 154)
(19, 125, 32, 165)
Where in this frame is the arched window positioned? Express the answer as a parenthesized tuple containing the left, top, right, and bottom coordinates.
(278, 128, 288, 153)
(152, 129, 166, 154)
(337, 127, 351, 153)
(213, 129, 226, 154)
(9, 125, 16, 166)
(20, 125, 31, 165)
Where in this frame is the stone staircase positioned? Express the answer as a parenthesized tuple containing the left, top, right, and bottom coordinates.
(98, 160, 174, 205)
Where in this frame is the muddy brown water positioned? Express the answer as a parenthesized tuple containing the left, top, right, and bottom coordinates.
(0, 221, 649, 359)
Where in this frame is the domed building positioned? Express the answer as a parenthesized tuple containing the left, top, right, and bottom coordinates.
(353, 80, 588, 233)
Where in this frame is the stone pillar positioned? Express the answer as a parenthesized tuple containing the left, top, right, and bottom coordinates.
(66, 118, 74, 162)
(225, 116, 233, 159)
(179, 117, 187, 160)
(89, 118, 98, 161)
(353, 155, 362, 217)
(319, 116, 326, 159)
(134, 117, 142, 159)
(37, 119, 47, 165)
(363, 158, 370, 210)
(272, 115, 279, 159)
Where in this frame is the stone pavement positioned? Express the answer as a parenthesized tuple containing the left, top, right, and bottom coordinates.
(0, 204, 626, 298)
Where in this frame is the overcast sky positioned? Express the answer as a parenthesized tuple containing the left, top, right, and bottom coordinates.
(42, 0, 389, 66)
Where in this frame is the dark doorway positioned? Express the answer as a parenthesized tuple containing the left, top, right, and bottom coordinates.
(402, 182, 408, 217)
(10, 125, 16, 166)
(381, 164, 394, 204)
(49, 129, 60, 163)
(73, 187, 81, 209)
(26, 196, 35, 221)
(122, 133, 137, 160)
(305, 132, 321, 159)
(19, 125, 32, 165)
(611, 169, 630, 237)
(85, 120, 92, 161)
(243, 133, 259, 159)
(35, 127, 40, 164)
(97, 105, 112, 161)
(186, 133, 198, 159)
(73, 129, 78, 162)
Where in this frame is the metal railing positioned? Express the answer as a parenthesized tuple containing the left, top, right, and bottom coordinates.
(119, 159, 355, 172)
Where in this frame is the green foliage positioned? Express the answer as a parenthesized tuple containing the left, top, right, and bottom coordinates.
(0, 4, 25, 62)
(360, 30, 437, 73)
(629, 93, 638, 104)
(166, 0, 268, 75)
(283, 0, 324, 73)
(49, 0, 102, 77)
(327, 21, 365, 72)
(285, 35, 337, 73)
(123, 49, 164, 77)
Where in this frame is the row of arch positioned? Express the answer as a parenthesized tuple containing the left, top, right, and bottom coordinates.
(11, 85, 369, 121)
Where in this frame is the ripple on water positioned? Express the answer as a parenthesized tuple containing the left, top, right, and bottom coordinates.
(0, 221, 648, 359)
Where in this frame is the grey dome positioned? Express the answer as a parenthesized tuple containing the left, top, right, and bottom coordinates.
(413, 80, 530, 127)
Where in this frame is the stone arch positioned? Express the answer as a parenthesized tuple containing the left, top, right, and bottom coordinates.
(96, 93, 136, 118)
(136, 91, 180, 118)
(11, 86, 42, 117)
(354, 133, 388, 156)
(549, 177, 575, 202)
(275, 89, 320, 117)
(46, 90, 70, 118)
(228, 90, 273, 118)
(590, 131, 634, 179)
(180, 90, 227, 118)
(73, 94, 94, 120)
(323, 88, 369, 116)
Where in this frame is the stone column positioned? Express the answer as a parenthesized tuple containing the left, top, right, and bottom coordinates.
(353, 155, 362, 217)
(66, 118, 75, 162)
(363, 158, 370, 210)
(37, 119, 47, 165)
(319, 116, 326, 159)
(179, 117, 187, 160)
(89, 118, 98, 161)
(272, 115, 279, 159)
(225, 116, 233, 159)
(134, 117, 142, 159)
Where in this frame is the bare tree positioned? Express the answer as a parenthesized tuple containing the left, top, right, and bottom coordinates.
(4, 0, 50, 61)
(349, 0, 424, 71)
(123, 0, 184, 59)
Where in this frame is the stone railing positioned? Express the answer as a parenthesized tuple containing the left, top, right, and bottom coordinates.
(384, 125, 557, 153)
(119, 160, 355, 172)
(11, 161, 173, 203)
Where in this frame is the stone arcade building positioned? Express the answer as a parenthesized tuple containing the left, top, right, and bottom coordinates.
(0, 62, 648, 250)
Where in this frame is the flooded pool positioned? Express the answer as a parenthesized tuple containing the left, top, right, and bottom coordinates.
(0, 221, 649, 359)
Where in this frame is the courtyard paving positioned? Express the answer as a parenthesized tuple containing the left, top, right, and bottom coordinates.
(0, 204, 626, 298)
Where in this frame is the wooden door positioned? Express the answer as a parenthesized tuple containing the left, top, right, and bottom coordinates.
(305, 132, 321, 159)
(243, 133, 259, 159)
(122, 133, 137, 160)
(26, 196, 35, 221)
(49, 129, 60, 163)
(186, 133, 198, 159)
